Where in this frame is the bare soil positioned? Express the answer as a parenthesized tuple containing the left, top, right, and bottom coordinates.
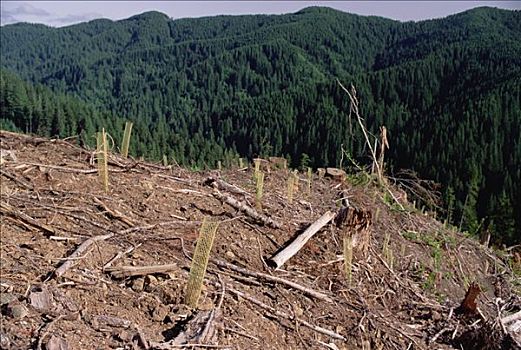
(0, 130, 519, 350)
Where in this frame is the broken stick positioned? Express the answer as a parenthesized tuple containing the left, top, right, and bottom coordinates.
(104, 263, 178, 279)
(53, 233, 114, 278)
(213, 259, 333, 302)
(103, 243, 142, 270)
(93, 197, 135, 227)
(0, 168, 34, 190)
(212, 191, 281, 229)
(269, 211, 336, 269)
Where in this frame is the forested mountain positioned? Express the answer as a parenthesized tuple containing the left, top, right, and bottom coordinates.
(1, 6, 520, 244)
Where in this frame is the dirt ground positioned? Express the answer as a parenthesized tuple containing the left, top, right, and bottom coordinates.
(0, 130, 519, 350)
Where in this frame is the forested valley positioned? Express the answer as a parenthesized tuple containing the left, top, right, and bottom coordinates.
(1, 6, 520, 244)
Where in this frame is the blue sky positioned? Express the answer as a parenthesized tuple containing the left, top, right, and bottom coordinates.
(1, 1, 519, 27)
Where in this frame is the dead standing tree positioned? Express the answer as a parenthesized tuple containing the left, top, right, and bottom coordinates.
(378, 126, 389, 179)
(337, 80, 404, 210)
(337, 80, 383, 183)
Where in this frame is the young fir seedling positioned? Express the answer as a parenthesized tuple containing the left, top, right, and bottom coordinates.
(185, 218, 220, 308)
(120, 121, 133, 158)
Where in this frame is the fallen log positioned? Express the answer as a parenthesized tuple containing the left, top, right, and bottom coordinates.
(269, 211, 336, 269)
(212, 191, 281, 229)
(204, 177, 250, 197)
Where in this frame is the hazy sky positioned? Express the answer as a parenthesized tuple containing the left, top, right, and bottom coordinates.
(1, 1, 519, 27)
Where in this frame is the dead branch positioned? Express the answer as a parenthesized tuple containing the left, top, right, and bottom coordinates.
(197, 309, 219, 344)
(53, 233, 114, 279)
(49, 236, 78, 242)
(23, 162, 98, 174)
(158, 186, 210, 197)
(137, 162, 172, 172)
(118, 220, 199, 235)
(429, 327, 451, 344)
(93, 197, 135, 227)
(0, 168, 34, 190)
(93, 314, 132, 328)
(209, 268, 262, 287)
(153, 173, 193, 185)
(21, 162, 130, 174)
(104, 264, 178, 278)
(135, 326, 150, 350)
(36, 315, 65, 350)
(150, 344, 230, 349)
(229, 287, 345, 340)
(224, 327, 259, 341)
(269, 211, 336, 269)
(213, 259, 333, 303)
(0, 202, 59, 236)
(371, 247, 431, 304)
(337, 80, 382, 182)
(212, 191, 281, 229)
(390, 169, 442, 210)
(384, 187, 406, 211)
(152, 309, 222, 348)
(103, 243, 142, 270)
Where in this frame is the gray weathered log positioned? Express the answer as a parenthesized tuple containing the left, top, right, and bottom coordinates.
(204, 177, 250, 197)
(212, 191, 281, 229)
(269, 211, 336, 269)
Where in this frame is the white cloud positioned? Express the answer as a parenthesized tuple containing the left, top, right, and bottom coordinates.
(2, 3, 51, 17)
(48, 12, 103, 25)
(0, 2, 101, 27)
